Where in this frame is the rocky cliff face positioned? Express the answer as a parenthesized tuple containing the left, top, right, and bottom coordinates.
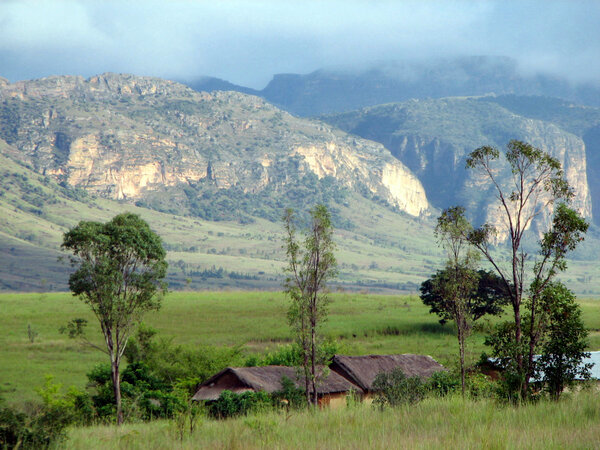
(322, 98, 593, 236)
(0, 73, 429, 218)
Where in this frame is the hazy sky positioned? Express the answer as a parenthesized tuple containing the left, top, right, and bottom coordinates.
(0, 0, 598, 89)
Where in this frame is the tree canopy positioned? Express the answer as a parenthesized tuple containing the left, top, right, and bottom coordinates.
(420, 269, 510, 326)
(62, 213, 168, 424)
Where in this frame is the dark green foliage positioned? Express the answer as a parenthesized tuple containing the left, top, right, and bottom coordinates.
(0, 379, 84, 450)
(427, 371, 461, 397)
(420, 269, 509, 325)
(426, 371, 496, 399)
(372, 369, 426, 408)
(86, 362, 186, 421)
(484, 320, 531, 403)
(243, 341, 340, 368)
(0, 403, 71, 449)
(124, 325, 245, 394)
(207, 390, 272, 419)
(536, 283, 592, 400)
(270, 376, 307, 410)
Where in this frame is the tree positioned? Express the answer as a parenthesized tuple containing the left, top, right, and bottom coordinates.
(536, 282, 591, 400)
(420, 269, 509, 326)
(431, 206, 479, 395)
(465, 140, 587, 399)
(283, 205, 337, 406)
(62, 213, 167, 424)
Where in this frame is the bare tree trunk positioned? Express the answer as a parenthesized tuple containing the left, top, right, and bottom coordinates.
(510, 292, 525, 399)
(458, 325, 466, 397)
(311, 320, 317, 406)
(111, 358, 123, 425)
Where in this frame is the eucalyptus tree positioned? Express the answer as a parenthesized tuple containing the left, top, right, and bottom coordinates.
(62, 213, 167, 424)
(283, 205, 337, 406)
(465, 140, 587, 399)
(431, 206, 479, 395)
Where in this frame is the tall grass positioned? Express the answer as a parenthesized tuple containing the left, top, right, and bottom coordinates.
(66, 390, 600, 449)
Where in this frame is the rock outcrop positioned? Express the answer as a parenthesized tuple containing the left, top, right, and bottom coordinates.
(0, 73, 429, 217)
(322, 97, 594, 236)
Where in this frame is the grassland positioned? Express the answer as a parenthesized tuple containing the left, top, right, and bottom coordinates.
(65, 392, 600, 449)
(2, 291, 600, 407)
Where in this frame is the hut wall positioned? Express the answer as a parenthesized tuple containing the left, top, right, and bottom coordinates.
(317, 393, 349, 409)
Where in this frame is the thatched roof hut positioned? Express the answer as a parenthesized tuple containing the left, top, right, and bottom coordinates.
(192, 365, 362, 401)
(330, 354, 446, 392)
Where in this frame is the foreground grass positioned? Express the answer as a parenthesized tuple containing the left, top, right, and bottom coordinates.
(66, 391, 600, 449)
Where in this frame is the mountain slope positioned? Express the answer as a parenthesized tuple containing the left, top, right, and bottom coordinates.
(0, 73, 429, 223)
(0, 141, 444, 292)
(321, 97, 593, 236)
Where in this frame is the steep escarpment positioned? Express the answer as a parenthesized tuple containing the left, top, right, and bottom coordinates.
(0, 73, 429, 221)
(322, 97, 593, 235)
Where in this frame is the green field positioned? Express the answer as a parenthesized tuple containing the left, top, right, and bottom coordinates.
(2, 291, 600, 407)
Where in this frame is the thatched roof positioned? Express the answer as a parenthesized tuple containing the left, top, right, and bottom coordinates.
(192, 365, 361, 401)
(330, 354, 445, 391)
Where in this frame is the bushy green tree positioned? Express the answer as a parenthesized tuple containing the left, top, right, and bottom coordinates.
(62, 213, 168, 424)
(536, 282, 591, 400)
(420, 269, 509, 326)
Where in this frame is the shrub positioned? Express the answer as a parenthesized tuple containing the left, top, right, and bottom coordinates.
(87, 362, 185, 422)
(270, 376, 306, 410)
(0, 395, 72, 449)
(208, 390, 272, 419)
(427, 370, 460, 396)
(372, 369, 426, 408)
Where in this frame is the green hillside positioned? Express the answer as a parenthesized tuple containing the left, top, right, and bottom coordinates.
(0, 151, 442, 292)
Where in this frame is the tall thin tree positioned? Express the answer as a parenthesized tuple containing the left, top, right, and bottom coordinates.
(465, 140, 586, 399)
(283, 205, 337, 406)
(433, 206, 479, 395)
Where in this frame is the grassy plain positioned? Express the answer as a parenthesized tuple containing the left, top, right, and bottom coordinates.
(66, 392, 600, 449)
(1, 291, 600, 408)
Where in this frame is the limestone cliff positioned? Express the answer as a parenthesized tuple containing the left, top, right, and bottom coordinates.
(0, 73, 429, 218)
(322, 98, 593, 237)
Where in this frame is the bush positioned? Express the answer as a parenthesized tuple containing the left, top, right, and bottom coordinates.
(372, 369, 426, 408)
(427, 370, 496, 399)
(208, 390, 272, 419)
(0, 396, 72, 449)
(427, 371, 460, 396)
(270, 376, 307, 410)
(124, 325, 244, 394)
(87, 362, 186, 422)
(244, 341, 341, 368)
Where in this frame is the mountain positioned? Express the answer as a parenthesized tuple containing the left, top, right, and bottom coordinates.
(0, 73, 436, 292)
(321, 96, 599, 237)
(187, 57, 600, 117)
(0, 73, 429, 224)
(183, 76, 260, 96)
(2, 73, 600, 295)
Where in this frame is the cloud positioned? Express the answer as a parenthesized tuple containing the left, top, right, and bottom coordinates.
(0, 0, 598, 88)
